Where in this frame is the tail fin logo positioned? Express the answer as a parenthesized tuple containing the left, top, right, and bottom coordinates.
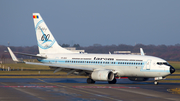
(35, 20, 55, 49)
(39, 27, 52, 44)
(33, 15, 39, 19)
(41, 34, 50, 43)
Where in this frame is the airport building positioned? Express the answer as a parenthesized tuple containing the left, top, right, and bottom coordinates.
(114, 51, 145, 55)
(64, 47, 85, 53)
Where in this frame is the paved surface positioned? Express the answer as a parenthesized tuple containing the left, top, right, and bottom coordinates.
(0, 78, 179, 101)
(0, 74, 179, 76)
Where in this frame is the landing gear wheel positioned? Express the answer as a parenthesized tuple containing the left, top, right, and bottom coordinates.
(108, 78, 117, 84)
(154, 81, 159, 85)
(87, 78, 95, 84)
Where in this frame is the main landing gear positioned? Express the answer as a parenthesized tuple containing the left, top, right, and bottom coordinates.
(108, 78, 117, 84)
(86, 78, 117, 84)
(87, 78, 95, 84)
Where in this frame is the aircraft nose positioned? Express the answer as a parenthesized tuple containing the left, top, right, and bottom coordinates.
(170, 66, 175, 74)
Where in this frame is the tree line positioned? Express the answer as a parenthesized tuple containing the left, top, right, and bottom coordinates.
(1, 44, 180, 61)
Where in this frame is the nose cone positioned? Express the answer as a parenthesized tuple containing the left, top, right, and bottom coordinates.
(170, 66, 175, 74)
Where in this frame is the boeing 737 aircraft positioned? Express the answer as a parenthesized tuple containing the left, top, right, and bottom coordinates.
(8, 13, 175, 85)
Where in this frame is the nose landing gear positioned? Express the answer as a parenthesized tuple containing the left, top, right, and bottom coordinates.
(154, 77, 164, 85)
(154, 80, 159, 85)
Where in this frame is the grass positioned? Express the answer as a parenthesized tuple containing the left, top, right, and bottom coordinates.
(159, 80, 180, 83)
(166, 76, 180, 78)
(174, 70, 180, 74)
(168, 61, 180, 69)
(0, 71, 66, 75)
(167, 88, 180, 94)
(0, 63, 49, 70)
(168, 61, 180, 74)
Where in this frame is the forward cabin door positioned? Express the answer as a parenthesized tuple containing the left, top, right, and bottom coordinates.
(146, 60, 151, 70)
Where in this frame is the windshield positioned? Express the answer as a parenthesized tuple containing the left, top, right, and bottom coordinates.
(157, 62, 170, 66)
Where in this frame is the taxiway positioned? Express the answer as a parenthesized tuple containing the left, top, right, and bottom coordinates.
(0, 78, 179, 101)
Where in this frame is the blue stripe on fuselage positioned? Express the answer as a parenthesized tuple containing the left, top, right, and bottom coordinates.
(38, 59, 169, 73)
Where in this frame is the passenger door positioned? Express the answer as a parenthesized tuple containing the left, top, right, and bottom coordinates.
(146, 60, 151, 70)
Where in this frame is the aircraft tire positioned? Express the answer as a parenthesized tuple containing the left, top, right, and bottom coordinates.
(87, 78, 95, 84)
(154, 81, 159, 85)
(108, 78, 117, 84)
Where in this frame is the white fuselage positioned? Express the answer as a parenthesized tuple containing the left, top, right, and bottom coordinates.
(38, 53, 171, 78)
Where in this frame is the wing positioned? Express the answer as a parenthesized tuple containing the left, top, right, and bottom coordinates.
(26, 62, 94, 71)
(7, 47, 112, 76)
(26, 62, 94, 75)
(14, 52, 46, 58)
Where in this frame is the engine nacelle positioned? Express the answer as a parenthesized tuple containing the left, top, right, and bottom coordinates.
(91, 70, 114, 81)
(128, 77, 149, 81)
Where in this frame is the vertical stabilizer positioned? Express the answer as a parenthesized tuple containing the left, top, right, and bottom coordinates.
(33, 13, 73, 54)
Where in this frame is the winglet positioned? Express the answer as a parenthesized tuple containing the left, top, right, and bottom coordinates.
(140, 48, 145, 56)
(7, 47, 20, 62)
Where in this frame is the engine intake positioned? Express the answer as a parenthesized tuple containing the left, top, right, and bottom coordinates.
(91, 70, 114, 81)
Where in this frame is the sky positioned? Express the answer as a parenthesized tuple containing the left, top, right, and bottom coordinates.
(0, 0, 180, 47)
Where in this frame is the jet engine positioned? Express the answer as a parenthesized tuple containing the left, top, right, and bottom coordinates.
(91, 70, 114, 81)
(128, 77, 149, 81)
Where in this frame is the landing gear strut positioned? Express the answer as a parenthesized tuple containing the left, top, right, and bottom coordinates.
(154, 80, 159, 85)
(108, 78, 117, 84)
(87, 78, 95, 84)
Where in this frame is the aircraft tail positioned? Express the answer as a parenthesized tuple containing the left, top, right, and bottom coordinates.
(33, 13, 73, 54)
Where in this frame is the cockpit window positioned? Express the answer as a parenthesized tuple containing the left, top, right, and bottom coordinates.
(157, 62, 162, 65)
(157, 62, 170, 66)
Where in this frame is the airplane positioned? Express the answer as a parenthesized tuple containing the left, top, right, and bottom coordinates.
(8, 13, 175, 85)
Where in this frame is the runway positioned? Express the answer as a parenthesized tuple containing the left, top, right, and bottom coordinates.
(0, 78, 180, 101)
